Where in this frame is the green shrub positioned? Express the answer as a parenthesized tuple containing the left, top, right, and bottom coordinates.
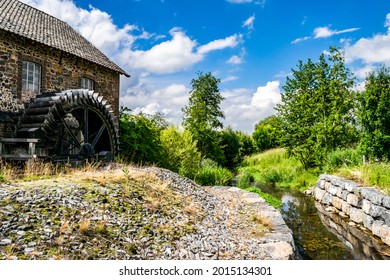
(236, 171, 254, 189)
(160, 127, 202, 179)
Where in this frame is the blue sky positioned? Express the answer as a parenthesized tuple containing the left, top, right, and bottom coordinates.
(21, 0, 390, 133)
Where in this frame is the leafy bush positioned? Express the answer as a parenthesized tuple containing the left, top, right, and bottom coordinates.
(119, 110, 166, 164)
(236, 171, 254, 189)
(160, 126, 202, 179)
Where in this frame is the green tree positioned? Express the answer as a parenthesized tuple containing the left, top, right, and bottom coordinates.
(119, 109, 165, 164)
(182, 72, 225, 163)
(160, 126, 202, 178)
(236, 130, 257, 158)
(359, 65, 390, 161)
(275, 47, 357, 168)
(253, 115, 281, 152)
(219, 127, 241, 169)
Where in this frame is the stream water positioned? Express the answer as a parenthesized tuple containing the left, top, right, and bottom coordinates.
(255, 183, 390, 260)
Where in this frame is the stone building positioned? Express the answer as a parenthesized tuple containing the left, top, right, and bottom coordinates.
(0, 0, 129, 119)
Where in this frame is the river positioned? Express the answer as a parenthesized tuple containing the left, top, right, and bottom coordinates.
(255, 183, 390, 260)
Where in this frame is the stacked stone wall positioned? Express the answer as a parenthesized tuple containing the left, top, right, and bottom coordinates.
(0, 30, 120, 121)
(313, 174, 390, 247)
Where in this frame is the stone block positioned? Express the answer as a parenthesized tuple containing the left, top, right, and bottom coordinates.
(318, 179, 326, 190)
(363, 214, 374, 231)
(336, 187, 343, 198)
(362, 199, 372, 215)
(368, 204, 386, 218)
(382, 196, 390, 209)
(314, 187, 326, 202)
(332, 196, 343, 210)
(372, 220, 384, 237)
(349, 206, 364, 224)
(344, 181, 360, 192)
(342, 190, 349, 201)
(380, 225, 390, 247)
(346, 193, 363, 208)
(383, 210, 390, 227)
(330, 177, 345, 188)
(324, 181, 332, 192)
(321, 192, 333, 205)
(341, 200, 350, 215)
(328, 185, 339, 196)
(360, 187, 384, 205)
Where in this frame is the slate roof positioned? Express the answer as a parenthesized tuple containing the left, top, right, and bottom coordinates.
(0, 0, 129, 76)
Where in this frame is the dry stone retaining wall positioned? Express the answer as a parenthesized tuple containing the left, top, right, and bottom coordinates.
(313, 174, 390, 247)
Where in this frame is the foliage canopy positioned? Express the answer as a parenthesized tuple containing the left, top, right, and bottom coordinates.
(275, 47, 357, 168)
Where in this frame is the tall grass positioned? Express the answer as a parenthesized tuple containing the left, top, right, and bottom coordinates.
(238, 148, 320, 190)
(194, 159, 233, 186)
(239, 147, 390, 194)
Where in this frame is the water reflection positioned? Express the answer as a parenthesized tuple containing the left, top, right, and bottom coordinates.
(256, 183, 390, 260)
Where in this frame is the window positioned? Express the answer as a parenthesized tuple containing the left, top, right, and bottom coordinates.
(22, 61, 41, 93)
(81, 77, 95, 90)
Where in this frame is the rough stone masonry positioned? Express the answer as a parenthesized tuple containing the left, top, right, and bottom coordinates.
(313, 174, 390, 247)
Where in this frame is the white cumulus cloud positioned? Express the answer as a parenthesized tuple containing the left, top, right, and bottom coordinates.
(345, 13, 390, 66)
(121, 28, 202, 74)
(197, 34, 241, 55)
(21, 0, 242, 76)
(221, 81, 281, 132)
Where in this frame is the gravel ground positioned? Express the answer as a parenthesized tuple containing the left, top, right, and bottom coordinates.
(0, 165, 297, 260)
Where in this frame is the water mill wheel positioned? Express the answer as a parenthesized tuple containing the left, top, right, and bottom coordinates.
(17, 89, 119, 162)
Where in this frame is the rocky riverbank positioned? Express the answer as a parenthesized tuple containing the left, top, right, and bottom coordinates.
(0, 165, 296, 260)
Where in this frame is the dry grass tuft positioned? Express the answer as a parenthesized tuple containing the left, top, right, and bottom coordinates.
(79, 219, 91, 235)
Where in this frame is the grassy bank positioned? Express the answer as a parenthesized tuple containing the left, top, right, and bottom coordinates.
(237, 148, 320, 191)
(237, 148, 390, 195)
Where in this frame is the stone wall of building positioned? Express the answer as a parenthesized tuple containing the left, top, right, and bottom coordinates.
(0, 30, 120, 119)
(313, 174, 390, 247)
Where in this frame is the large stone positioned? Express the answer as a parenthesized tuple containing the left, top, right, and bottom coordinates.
(368, 204, 386, 218)
(344, 180, 361, 192)
(383, 210, 390, 227)
(349, 206, 364, 224)
(346, 193, 363, 207)
(360, 187, 384, 205)
(314, 187, 326, 202)
(380, 225, 390, 246)
(341, 200, 350, 215)
(321, 192, 333, 205)
(372, 220, 384, 237)
(332, 196, 343, 210)
(362, 199, 372, 215)
(363, 214, 374, 231)
(318, 179, 326, 190)
(257, 241, 294, 260)
(336, 187, 343, 198)
(328, 185, 340, 196)
(330, 177, 346, 188)
(324, 181, 332, 192)
(382, 196, 390, 209)
(341, 190, 350, 201)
